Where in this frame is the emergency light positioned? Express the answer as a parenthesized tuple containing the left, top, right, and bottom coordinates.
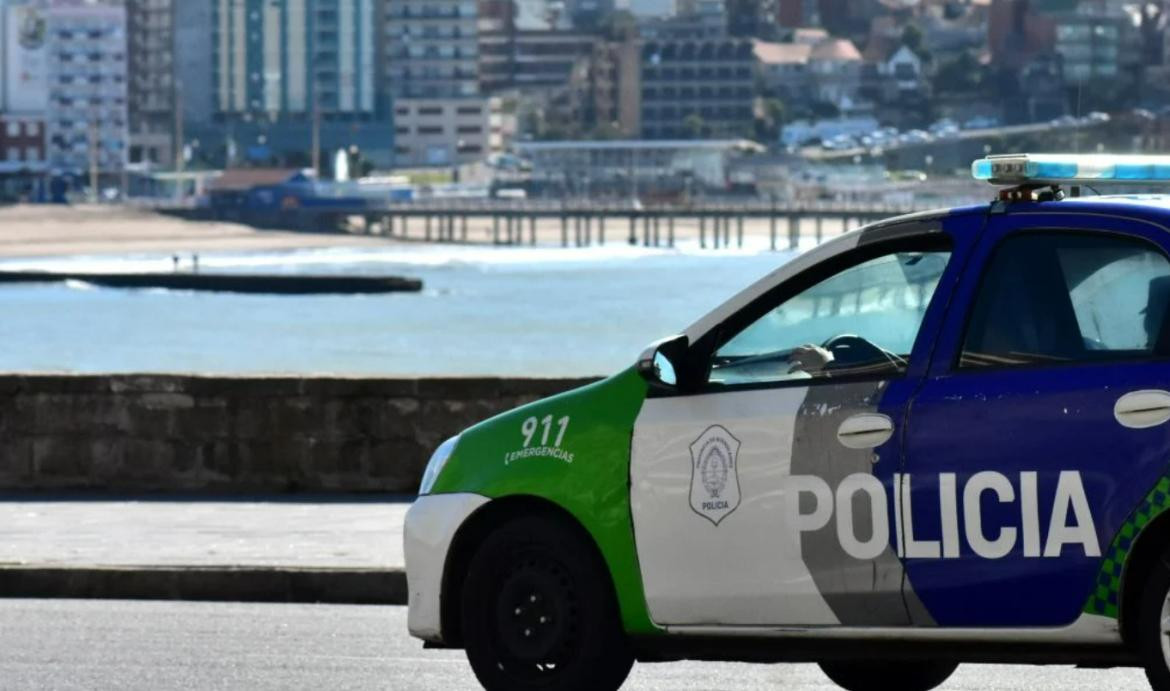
(972, 154, 1170, 185)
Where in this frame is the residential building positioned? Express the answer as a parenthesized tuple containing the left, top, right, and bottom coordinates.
(753, 39, 812, 102)
(479, 30, 597, 94)
(1051, 5, 1135, 86)
(126, 0, 174, 168)
(212, 0, 389, 167)
(565, 38, 640, 136)
(807, 37, 862, 109)
(174, 1, 213, 131)
(638, 37, 756, 139)
(861, 43, 925, 102)
(777, 0, 818, 28)
(0, 113, 44, 166)
(0, 0, 49, 116)
(45, 0, 128, 178)
(385, 0, 490, 165)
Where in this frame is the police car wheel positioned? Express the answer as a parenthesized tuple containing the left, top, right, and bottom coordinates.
(1139, 551, 1170, 690)
(459, 515, 634, 691)
(817, 660, 958, 691)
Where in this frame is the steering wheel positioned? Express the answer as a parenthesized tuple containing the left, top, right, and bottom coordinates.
(821, 334, 904, 370)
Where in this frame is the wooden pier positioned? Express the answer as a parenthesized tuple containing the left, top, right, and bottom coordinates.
(362, 201, 917, 251)
(185, 200, 929, 251)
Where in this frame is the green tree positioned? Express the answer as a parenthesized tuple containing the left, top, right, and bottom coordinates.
(901, 23, 931, 62)
(754, 98, 785, 142)
(933, 51, 982, 94)
(683, 113, 706, 139)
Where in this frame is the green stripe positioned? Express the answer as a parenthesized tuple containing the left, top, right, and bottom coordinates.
(432, 368, 660, 634)
(1083, 474, 1170, 618)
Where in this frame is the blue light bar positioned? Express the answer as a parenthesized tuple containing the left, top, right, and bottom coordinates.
(972, 154, 1170, 185)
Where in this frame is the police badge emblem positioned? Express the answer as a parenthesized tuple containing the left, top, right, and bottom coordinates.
(689, 425, 742, 525)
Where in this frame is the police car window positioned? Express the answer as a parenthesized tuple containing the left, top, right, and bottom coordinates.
(710, 250, 951, 386)
(961, 233, 1170, 368)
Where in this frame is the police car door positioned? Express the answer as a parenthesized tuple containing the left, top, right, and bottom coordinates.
(903, 213, 1170, 628)
(630, 221, 971, 628)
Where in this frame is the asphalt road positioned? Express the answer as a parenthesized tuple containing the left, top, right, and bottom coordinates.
(0, 599, 1152, 690)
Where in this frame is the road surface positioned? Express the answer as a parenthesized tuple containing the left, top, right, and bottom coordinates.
(0, 599, 1151, 690)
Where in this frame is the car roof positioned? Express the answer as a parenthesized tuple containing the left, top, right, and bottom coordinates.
(993, 194, 1170, 228)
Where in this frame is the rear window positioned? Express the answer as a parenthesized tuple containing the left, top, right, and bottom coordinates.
(961, 232, 1170, 368)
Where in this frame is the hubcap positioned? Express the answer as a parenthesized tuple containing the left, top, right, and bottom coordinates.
(492, 553, 578, 677)
(1161, 589, 1170, 670)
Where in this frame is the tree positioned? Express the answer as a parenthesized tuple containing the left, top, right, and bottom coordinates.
(683, 114, 706, 139)
(754, 98, 785, 142)
(933, 50, 983, 94)
(901, 23, 931, 63)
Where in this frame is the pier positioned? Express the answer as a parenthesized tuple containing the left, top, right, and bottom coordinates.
(188, 200, 930, 251)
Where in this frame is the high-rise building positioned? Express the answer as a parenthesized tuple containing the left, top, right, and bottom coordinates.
(45, 0, 129, 179)
(0, 0, 49, 173)
(212, 0, 390, 168)
(174, 1, 213, 137)
(384, 0, 489, 166)
(638, 37, 756, 139)
(126, 0, 173, 168)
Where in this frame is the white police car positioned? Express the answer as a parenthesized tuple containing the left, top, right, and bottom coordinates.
(406, 154, 1170, 690)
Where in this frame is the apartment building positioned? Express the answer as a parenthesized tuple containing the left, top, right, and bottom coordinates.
(45, 0, 128, 177)
(126, 0, 173, 168)
(212, 0, 389, 167)
(384, 0, 489, 166)
(638, 37, 755, 139)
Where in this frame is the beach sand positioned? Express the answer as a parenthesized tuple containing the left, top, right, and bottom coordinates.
(0, 203, 855, 259)
(0, 204, 396, 258)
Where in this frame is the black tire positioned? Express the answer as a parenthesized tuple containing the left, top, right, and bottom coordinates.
(818, 661, 958, 691)
(1139, 549, 1170, 691)
(459, 514, 634, 691)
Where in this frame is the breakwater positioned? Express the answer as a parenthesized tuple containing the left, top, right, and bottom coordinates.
(0, 374, 595, 493)
(0, 271, 422, 295)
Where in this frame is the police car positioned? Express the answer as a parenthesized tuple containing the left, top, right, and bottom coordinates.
(405, 154, 1170, 691)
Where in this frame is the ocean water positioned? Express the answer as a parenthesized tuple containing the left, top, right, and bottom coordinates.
(0, 239, 811, 377)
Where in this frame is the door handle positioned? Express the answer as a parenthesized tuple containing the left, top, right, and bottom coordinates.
(837, 413, 895, 450)
(1114, 390, 1170, 429)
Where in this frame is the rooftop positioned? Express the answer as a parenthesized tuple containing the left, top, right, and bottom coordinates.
(753, 39, 813, 65)
(810, 38, 863, 62)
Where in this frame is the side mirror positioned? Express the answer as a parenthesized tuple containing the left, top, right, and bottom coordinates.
(636, 335, 689, 392)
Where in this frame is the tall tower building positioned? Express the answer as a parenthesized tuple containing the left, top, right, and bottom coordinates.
(212, 0, 389, 168)
(126, 0, 174, 168)
(384, 0, 489, 166)
(45, 0, 129, 180)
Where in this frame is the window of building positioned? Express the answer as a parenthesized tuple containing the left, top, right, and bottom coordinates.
(417, 126, 443, 135)
(418, 107, 443, 116)
(960, 233, 1170, 368)
(6, 147, 19, 162)
(456, 125, 481, 134)
(6, 122, 19, 137)
(456, 106, 482, 115)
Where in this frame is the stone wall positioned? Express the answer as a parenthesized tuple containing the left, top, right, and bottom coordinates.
(0, 375, 596, 493)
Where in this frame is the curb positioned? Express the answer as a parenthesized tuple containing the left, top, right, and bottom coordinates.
(0, 565, 407, 605)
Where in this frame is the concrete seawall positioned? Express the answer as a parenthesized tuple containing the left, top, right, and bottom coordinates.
(0, 375, 596, 493)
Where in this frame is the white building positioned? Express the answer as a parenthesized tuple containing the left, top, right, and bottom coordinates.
(45, 0, 128, 177)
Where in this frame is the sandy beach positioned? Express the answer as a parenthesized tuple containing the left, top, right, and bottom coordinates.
(0, 203, 857, 259)
(0, 204, 400, 258)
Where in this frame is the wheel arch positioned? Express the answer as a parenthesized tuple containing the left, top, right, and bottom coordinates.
(438, 494, 619, 648)
(1120, 509, 1170, 647)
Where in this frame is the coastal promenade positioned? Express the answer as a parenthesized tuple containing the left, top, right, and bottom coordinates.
(0, 496, 410, 604)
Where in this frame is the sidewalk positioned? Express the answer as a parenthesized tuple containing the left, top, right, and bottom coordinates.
(0, 496, 412, 604)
